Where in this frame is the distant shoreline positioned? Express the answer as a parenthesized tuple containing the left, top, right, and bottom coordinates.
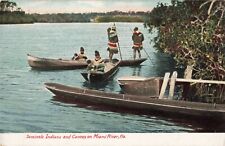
(0, 11, 148, 24)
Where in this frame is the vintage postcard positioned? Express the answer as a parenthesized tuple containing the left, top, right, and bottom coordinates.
(0, 0, 225, 145)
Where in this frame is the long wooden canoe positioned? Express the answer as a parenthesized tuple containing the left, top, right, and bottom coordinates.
(119, 58, 147, 66)
(45, 82, 225, 125)
(27, 54, 88, 70)
(27, 54, 146, 70)
(81, 59, 120, 82)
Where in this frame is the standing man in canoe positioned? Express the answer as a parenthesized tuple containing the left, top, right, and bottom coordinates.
(132, 27, 144, 60)
(72, 47, 87, 61)
(107, 25, 119, 62)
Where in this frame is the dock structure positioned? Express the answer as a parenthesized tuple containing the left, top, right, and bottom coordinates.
(117, 69, 225, 102)
(175, 78, 225, 85)
(162, 71, 225, 101)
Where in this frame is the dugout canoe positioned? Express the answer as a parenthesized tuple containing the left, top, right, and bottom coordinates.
(27, 54, 88, 70)
(81, 59, 120, 82)
(119, 58, 147, 66)
(45, 82, 225, 125)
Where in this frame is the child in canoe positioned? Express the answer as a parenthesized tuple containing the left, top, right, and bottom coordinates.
(87, 50, 105, 72)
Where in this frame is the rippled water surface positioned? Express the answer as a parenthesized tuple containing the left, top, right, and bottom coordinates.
(0, 23, 196, 132)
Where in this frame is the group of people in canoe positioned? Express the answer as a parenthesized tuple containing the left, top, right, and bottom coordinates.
(71, 47, 104, 72)
(72, 25, 145, 72)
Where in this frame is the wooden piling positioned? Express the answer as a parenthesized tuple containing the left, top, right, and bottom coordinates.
(159, 72, 170, 99)
(169, 71, 177, 99)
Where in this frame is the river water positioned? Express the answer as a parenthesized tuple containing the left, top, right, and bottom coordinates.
(0, 23, 196, 132)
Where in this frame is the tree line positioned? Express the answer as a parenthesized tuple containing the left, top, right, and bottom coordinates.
(0, 0, 149, 24)
(0, 11, 149, 24)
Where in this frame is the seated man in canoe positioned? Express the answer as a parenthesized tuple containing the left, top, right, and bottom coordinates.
(72, 47, 88, 61)
(87, 50, 105, 72)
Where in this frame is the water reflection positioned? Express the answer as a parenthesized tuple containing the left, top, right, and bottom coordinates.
(82, 81, 109, 91)
(51, 95, 225, 132)
(153, 52, 176, 76)
(82, 79, 118, 93)
(132, 66, 142, 76)
(51, 96, 194, 132)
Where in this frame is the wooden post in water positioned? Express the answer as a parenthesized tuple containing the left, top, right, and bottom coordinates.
(159, 72, 170, 99)
(169, 71, 177, 99)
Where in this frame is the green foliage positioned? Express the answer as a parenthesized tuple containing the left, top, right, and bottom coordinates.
(0, 0, 18, 12)
(0, 0, 33, 23)
(95, 15, 144, 22)
(0, 8, 149, 24)
(145, 0, 225, 101)
(0, 11, 34, 24)
(32, 13, 91, 23)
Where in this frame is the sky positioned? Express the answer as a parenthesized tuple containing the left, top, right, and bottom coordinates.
(11, 0, 170, 14)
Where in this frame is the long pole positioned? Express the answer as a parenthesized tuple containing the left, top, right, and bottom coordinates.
(143, 47, 154, 65)
(117, 42, 123, 60)
(114, 23, 123, 60)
